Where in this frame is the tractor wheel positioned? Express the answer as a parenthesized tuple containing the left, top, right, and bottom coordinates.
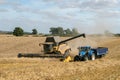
(90, 53, 95, 60)
(74, 55, 80, 61)
(83, 55, 89, 61)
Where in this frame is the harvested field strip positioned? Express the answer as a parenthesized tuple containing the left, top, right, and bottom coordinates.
(0, 59, 120, 80)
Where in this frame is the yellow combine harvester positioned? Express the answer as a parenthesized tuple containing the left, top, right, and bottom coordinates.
(18, 33, 85, 61)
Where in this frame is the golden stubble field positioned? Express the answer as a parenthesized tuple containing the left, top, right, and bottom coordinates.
(0, 35, 120, 80)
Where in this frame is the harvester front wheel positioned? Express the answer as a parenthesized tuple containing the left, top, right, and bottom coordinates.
(63, 50, 70, 58)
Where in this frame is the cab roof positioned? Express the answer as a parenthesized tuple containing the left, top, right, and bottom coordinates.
(45, 36, 61, 43)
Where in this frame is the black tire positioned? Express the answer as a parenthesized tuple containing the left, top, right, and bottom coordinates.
(74, 55, 80, 61)
(18, 53, 22, 58)
(90, 53, 95, 61)
(83, 55, 89, 61)
(99, 54, 106, 58)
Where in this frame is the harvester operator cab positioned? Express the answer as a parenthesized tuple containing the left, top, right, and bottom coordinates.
(42, 36, 61, 54)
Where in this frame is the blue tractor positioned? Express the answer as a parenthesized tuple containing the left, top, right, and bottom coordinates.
(74, 46, 108, 61)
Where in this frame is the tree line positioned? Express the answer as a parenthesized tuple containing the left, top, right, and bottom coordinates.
(13, 27, 38, 36)
(49, 27, 79, 36)
(13, 27, 79, 36)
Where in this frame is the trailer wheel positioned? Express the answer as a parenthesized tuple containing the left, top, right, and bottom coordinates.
(90, 53, 95, 60)
(99, 54, 105, 58)
(74, 55, 80, 61)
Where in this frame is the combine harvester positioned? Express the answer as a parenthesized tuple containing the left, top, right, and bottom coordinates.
(18, 33, 86, 61)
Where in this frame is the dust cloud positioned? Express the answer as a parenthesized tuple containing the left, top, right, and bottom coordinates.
(68, 37, 98, 55)
(77, 12, 116, 34)
(93, 16, 114, 34)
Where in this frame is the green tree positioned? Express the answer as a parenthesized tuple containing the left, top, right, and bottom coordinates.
(49, 27, 57, 35)
(32, 29, 38, 35)
(72, 28, 79, 36)
(64, 28, 72, 36)
(13, 27, 24, 36)
(57, 27, 64, 36)
(49, 27, 64, 36)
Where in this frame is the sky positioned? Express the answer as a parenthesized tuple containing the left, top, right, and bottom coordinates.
(0, 0, 120, 34)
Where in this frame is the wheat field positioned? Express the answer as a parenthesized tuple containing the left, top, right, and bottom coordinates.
(0, 35, 120, 80)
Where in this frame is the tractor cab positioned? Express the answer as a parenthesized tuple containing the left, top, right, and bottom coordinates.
(78, 46, 91, 52)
